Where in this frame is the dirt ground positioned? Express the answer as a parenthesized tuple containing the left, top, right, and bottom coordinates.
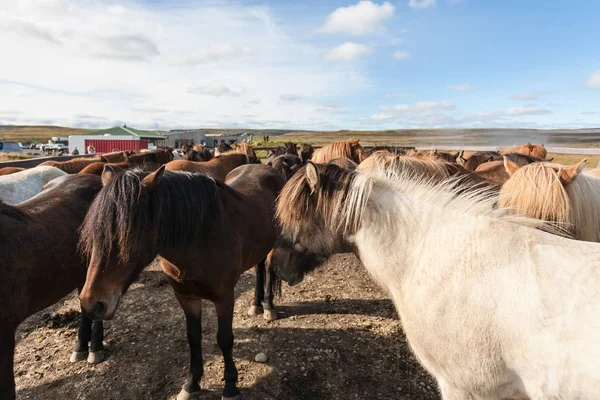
(14, 254, 440, 400)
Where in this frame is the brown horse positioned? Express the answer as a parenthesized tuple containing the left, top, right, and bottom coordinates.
(311, 139, 366, 164)
(461, 151, 503, 171)
(474, 153, 545, 187)
(266, 147, 288, 166)
(300, 143, 314, 164)
(328, 157, 358, 170)
(99, 151, 131, 163)
(0, 167, 25, 176)
(216, 142, 234, 155)
(234, 142, 261, 163)
(126, 149, 174, 165)
(0, 175, 106, 400)
(40, 156, 107, 174)
(501, 143, 547, 159)
(408, 150, 458, 163)
(79, 164, 285, 400)
(284, 142, 298, 155)
(271, 154, 303, 180)
(165, 153, 251, 181)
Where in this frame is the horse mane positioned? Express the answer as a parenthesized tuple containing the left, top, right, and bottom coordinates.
(359, 151, 449, 182)
(0, 201, 29, 221)
(504, 152, 545, 165)
(311, 139, 365, 164)
(80, 169, 237, 263)
(329, 157, 358, 170)
(499, 162, 600, 240)
(278, 163, 559, 242)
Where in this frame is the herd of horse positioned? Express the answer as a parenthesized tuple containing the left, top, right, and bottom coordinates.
(1, 138, 599, 400)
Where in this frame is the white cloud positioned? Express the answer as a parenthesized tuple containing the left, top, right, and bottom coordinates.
(409, 0, 436, 9)
(318, 1, 395, 36)
(510, 91, 548, 100)
(585, 69, 600, 89)
(393, 51, 411, 60)
(188, 85, 246, 97)
(371, 100, 454, 120)
(472, 106, 552, 119)
(582, 111, 599, 115)
(315, 106, 346, 114)
(0, 0, 369, 130)
(447, 83, 475, 91)
(325, 42, 372, 61)
(280, 94, 304, 102)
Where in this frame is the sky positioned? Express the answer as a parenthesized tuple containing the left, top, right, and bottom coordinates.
(0, 0, 599, 131)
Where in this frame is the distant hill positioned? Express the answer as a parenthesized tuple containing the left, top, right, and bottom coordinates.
(0, 125, 94, 143)
(3, 125, 600, 148)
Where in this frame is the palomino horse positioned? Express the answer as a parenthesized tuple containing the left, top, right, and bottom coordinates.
(0, 166, 67, 205)
(79, 164, 285, 400)
(501, 142, 547, 159)
(408, 150, 459, 163)
(164, 153, 251, 181)
(300, 143, 314, 164)
(500, 158, 600, 242)
(311, 138, 366, 164)
(0, 174, 105, 400)
(270, 162, 600, 399)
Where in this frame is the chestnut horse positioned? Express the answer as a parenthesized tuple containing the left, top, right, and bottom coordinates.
(78, 164, 284, 400)
(501, 143, 547, 159)
(164, 153, 251, 181)
(40, 156, 108, 174)
(311, 139, 366, 164)
(0, 167, 25, 176)
(0, 175, 105, 400)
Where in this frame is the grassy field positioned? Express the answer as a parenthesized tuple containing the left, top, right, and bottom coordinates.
(0, 126, 94, 143)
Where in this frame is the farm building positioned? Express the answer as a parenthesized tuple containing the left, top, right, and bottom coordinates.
(68, 125, 165, 154)
(162, 130, 248, 149)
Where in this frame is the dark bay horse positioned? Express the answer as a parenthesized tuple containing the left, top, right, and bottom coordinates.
(0, 175, 105, 400)
(164, 153, 251, 181)
(271, 154, 303, 181)
(300, 143, 314, 164)
(79, 164, 285, 400)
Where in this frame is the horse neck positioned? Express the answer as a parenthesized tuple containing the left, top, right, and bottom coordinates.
(566, 174, 600, 242)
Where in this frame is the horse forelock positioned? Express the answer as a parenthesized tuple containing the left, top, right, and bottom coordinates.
(499, 162, 572, 229)
(80, 168, 222, 264)
(277, 164, 370, 240)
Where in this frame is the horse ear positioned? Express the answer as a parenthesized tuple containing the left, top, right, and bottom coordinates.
(528, 143, 534, 150)
(560, 159, 587, 184)
(101, 165, 116, 186)
(451, 151, 459, 158)
(142, 165, 166, 188)
(545, 157, 554, 162)
(99, 154, 108, 162)
(503, 156, 521, 176)
(305, 162, 320, 192)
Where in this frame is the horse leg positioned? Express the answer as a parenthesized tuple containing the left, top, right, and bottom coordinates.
(70, 306, 92, 362)
(247, 263, 265, 316)
(262, 260, 278, 321)
(88, 320, 105, 364)
(0, 328, 16, 400)
(175, 294, 204, 400)
(215, 297, 239, 400)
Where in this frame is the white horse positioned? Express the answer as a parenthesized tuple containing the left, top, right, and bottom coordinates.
(271, 162, 600, 399)
(0, 166, 67, 205)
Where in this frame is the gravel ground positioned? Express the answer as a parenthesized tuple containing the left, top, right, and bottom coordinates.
(14, 254, 440, 400)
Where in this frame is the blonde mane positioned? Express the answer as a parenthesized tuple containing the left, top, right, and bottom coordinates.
(359, 151, 449, 182)
(278, 164, 556, 244)
(311, 139, 366, 164)
(500, 162, 600, 241)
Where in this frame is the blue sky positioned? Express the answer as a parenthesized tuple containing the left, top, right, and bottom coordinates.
(0, 0, 598, 130)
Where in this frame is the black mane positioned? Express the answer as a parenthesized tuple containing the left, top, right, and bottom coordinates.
(80, 169, 235, 263)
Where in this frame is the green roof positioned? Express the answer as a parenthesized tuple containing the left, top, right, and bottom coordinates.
(86, 126, 164, 139)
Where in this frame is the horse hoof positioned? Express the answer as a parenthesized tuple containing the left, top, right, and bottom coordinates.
(69, 350, 88, 363)
(263, 309, 277, 321)
(247, 305, 263, 316)
(87, 350, 105, 364)
(177, 388, 201, 400)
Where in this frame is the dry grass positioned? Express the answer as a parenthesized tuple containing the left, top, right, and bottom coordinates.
(0, 125, 93, 143)
(0, 152, 33, 161)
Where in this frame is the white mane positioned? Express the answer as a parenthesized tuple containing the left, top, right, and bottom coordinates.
(0, 166, 67, 205)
